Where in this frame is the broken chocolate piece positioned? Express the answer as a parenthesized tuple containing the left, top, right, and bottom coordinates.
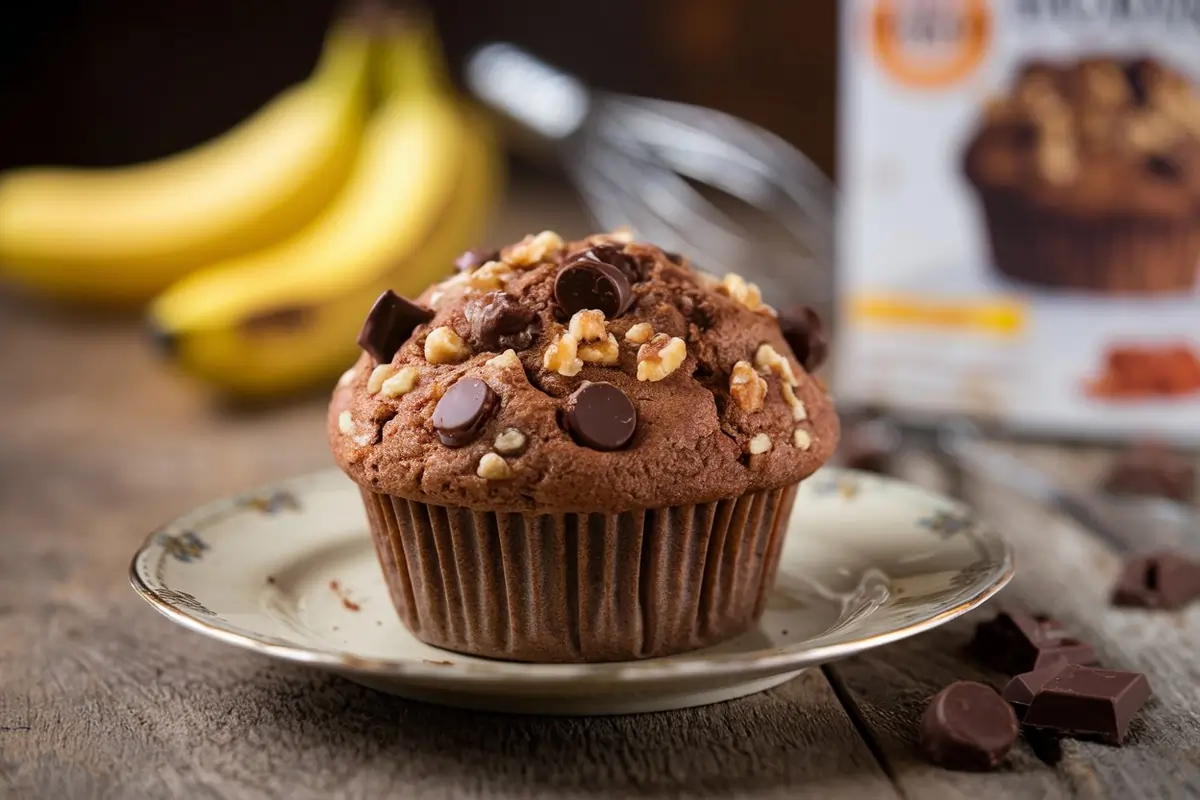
(1111, 551, 1200, 611)
(778, 305, 829, 372)
(920, 681, 1018, 771)
(357, 290, 435, 363)
(1022, 664, 1151, 745)
(1002, 662, 1069, 720)
(1102, 440, 1194, 503)
(971, 608, 1098, 675)
(465, 291, 540, 352)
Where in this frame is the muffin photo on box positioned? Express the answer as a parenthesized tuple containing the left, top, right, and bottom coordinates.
(964, 57, 1200, 293)
(328, 231, 838, 663)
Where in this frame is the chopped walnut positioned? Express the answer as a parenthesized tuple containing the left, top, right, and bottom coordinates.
(466, 260, 514, 293)
(1125, 112, 1182, 154)
(367, 363, 397, 395)
(1082, 62, 1129, 108)
(543, 332, 583, 377)
(476, 452, 512, 480)
(793, 428, 813, 450)
(608, 226, 635, 244)
(380, 366, 420, 398)
(729, 360, 767, 412)
(637, 334, 687, 382)
(578, 333, 620, 365)
(337, 410, 355, 435)
(754, 344, 798, 386)
(485, 349, 522, 370)
(505, 230, 564, 267)
(493, 428, 527, 455)
(781, 382, 808, 421)
(424, 326, 469, 364)
(337, 366, 357, 388)
(748, 433, 772, 455)
(1038, 142, 1079, 185)
(624, 322, 654, 344)
(568, 309, 607, 342)
(718, 273, 764, 311)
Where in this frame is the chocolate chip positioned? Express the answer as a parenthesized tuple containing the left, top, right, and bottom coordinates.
(357, 290, 434, 363)
(1111, 551, 1200, 610)
(778, 305, 828, 372)
(564, 382, 637, 451)
(920, 681, 1018, 771)
(554, 258, 633, 319)
(970, 608, 1098, 675)
(454, 248, 499, 273)
(1002, 662, 1069, 720)
(1146, 154, 1183, 182)
(586, 243, 648, 283)
(1022, 664, 1151, 745)
(432, 378, 497, 447)
(1123, 59, 1153, 106)
(465, 291, 540, 352)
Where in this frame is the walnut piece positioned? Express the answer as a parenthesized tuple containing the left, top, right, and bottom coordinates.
(466, 260, 514, 292)
(493, 428, 527, 455)
(485, 349, 521, 370)
(568, 309, 607, 342)
(424, 326, 469, 364)
(754, 344, 798, 386)
(505, 230, 564, 267)
(477, 452, 512, 480)
(1038, 142, 1079, 185)
(1125, 112, 1182, 154)
(337, 410, 355, 435)
(578, 333, 620, 365)
(730, 360, 767, 412)
(637, 334, 687, 382)
(748, 433, 772, 455)
(781, 382, 808, 421)
(337, 366, 358, 388)
(380, 366, 420, 398)
(793, 428, 813, 450)
(718, 273, 763, 311)
(608, 226, 635, 244)
(367, 363, 397, 395)
(543, 332, 583, 377)
(624, 322, 654, 344)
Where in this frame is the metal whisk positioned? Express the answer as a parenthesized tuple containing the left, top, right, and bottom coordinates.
(464, 43, 836, 319)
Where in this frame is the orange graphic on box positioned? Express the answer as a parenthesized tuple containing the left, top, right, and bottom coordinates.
(870, 0, 991, 88)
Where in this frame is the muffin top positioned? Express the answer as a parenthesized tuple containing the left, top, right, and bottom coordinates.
(328, 230, 838, 513)
(964, 57, 1200, 218)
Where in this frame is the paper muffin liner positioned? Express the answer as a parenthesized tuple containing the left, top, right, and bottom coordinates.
(978, 190, 1200, 293)
(358, 484, 799, 663)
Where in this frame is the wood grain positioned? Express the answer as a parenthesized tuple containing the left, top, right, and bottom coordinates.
(826, 447, 1200, 799)
(0, 181, 895, 799)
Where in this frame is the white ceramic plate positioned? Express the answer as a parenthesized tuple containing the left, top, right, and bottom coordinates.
(130, 468, 1012, 715)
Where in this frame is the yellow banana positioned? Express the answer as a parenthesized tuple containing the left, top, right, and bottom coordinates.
(147, 66, 501, 398)
(0, 21, 372, 307)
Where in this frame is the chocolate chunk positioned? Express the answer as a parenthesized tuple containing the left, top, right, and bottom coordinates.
(1022, 664, 1151, 745)
(778, 305, 828, 372)
(564, 382, 637, 451)
(554, 258, 633, 319)
(920, 681, 1018, 771)
(971, 608, 1098, 675)
(1111, 551, 1200, 611)
(1123, 59, 1153, 106)
(1002, 662, 1069, 719)
(465, 291, 539, 352)
(1102, 440, 1194, 503)
(663, 250, 684, 265)
(1145, 154, 1183, 182)
(432, 378, 497, 447)
(454, 248, 499, 273)
(357, 290, 434, 363)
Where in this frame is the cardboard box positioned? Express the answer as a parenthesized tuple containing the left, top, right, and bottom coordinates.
(837, 0, 1200, 442)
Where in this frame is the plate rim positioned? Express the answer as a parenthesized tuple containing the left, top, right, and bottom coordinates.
(129, 467, 1014, 685)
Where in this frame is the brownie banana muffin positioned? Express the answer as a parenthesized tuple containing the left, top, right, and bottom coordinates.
(328, 230, 838, 663)
(964, 57, 1200, 293)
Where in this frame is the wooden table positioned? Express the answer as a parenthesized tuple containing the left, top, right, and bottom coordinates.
(3, 182, 1199, 799)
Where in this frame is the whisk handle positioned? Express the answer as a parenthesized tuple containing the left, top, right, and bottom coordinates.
(464, 43, 592, 141)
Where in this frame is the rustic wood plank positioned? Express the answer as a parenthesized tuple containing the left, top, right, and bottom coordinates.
(825, 446, 1200, 800)
(0, 181, 897, 799)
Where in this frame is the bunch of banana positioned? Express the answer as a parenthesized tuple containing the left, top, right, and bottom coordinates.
(0, 20, 373, 307)
(146, 16, 501, 399)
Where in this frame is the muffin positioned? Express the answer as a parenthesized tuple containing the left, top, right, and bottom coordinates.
(328, 231, 838, 663)
(964, 57, 1200, 293)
